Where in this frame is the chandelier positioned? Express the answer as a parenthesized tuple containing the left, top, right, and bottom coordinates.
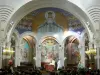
(85, 48, 96, 55)
(3, 47, 15, 55)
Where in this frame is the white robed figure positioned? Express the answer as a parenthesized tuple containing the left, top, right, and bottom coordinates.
(57, 59, 63, 70)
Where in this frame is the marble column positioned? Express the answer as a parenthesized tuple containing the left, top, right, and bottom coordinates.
(0, 45, 2, 68)
(96, 47, 100, 69)
(15, 44, 20, 67)
(79, 37, 85, 67)
(80, 45, 85, 67)
(0, 41, 5, 68)
(59, 46, 64, 66)
(94, 41, 100, 69)
(15, 45, 22, 66)
(94, 40, 100, 69)
(36, 45, 41, 67)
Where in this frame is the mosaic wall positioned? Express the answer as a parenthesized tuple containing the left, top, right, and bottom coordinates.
(41, 38, 59, 63)
(16, 7, 84, 34)
(20, 39, 30, 62)
(65, 35, 80, 66)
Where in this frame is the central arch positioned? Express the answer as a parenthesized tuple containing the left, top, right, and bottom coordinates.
(5, 0, 94, 41)
(40, 36, 60, 71)
(2, 0, 95, 68)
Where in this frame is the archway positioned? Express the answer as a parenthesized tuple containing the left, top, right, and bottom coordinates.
(19, 35, 36, 66)
(64, 35, 80, 68)
(2, 4, 94, 68)
(13, 7, 87, 68)
(41, 36, 59, 71)
(6, 0, 94, 41)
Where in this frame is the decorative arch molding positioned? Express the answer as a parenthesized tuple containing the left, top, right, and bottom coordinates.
(81, 30, 87, 39)
(23, 37, 32, 49)
(5, 29, 20, 48)
(0, 5, 14, 22)
(86, 5, 100, 33)
(87, 5, 100, 23)
(12, 29, 20, 51)
(13, 29, 20, 41)
(62, 32, 80, 46)
(38, 34, 61, 45)
(39, 36, 60, 45)
(0, 5, 14, 41)
(19, 31, 37, 44)
(5, 0, 95, 43)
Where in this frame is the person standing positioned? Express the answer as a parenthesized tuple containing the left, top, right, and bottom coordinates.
(8, 59, 14, 74)
(57, 59, 63, 70)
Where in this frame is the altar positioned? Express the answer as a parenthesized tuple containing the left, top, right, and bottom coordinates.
(41, 62, 55, 71)
(45, 64, 55, 71)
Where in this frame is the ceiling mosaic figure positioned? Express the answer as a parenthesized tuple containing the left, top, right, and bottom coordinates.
(37, 11, 63, 33)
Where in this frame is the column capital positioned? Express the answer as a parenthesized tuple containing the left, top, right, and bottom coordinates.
(93, 35, 100, 48)
(93, 31, 100, 45)
(94, 40, 100, 48)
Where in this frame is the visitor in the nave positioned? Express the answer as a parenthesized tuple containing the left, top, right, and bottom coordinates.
(0, 65, 100, 75)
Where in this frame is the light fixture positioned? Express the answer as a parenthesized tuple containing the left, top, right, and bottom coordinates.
(3, 47, 15, 54)
(85, 48, 96, 55)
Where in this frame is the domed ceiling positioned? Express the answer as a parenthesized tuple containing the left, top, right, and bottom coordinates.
(15, 7, 84, 34)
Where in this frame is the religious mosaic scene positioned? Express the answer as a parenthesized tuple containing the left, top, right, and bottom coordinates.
(0, 0, 100, 75)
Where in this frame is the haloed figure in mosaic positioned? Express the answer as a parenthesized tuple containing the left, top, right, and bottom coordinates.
(37, 11, 63, 33)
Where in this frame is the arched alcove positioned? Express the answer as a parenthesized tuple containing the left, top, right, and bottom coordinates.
(13, 7, 87, 68)
(2, 33, 17, 67)
(2, 4, 93, 68)
(64, 35, 80, 68)
(40, 36, 59, 71)
(19, 35, 36, 66)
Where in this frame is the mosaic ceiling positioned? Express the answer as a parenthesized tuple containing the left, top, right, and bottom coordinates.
(16, 7, 84, 34)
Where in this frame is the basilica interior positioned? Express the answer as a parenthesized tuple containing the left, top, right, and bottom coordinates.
(0, 0, 100, 75)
